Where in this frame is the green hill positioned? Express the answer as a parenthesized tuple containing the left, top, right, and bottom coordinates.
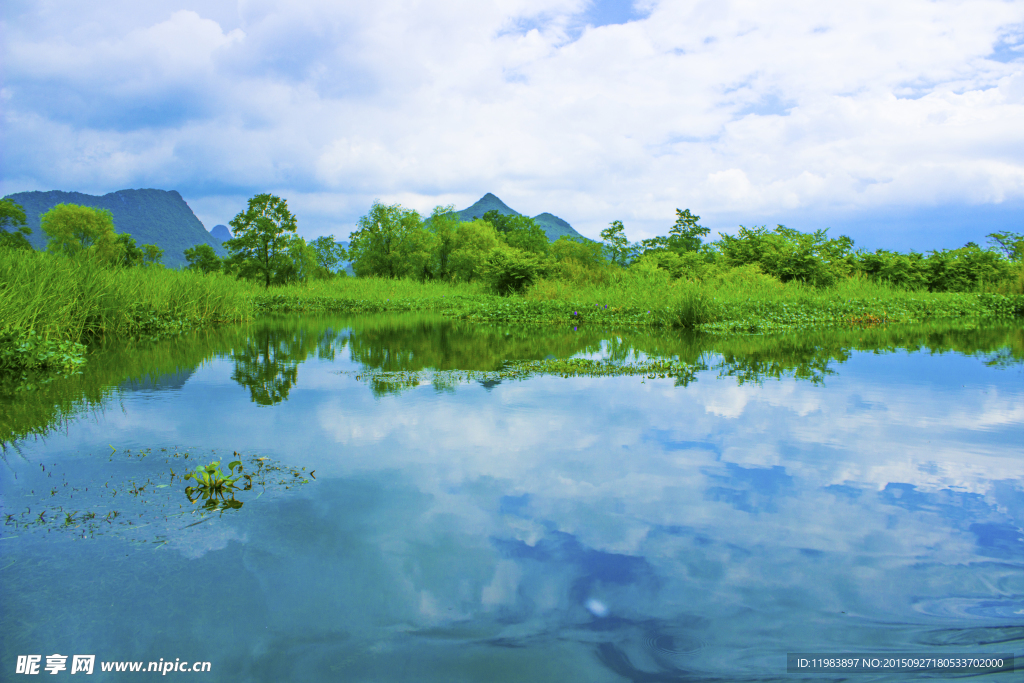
(2, 188, 227, 268)
(456, 193, 589, 242)
(210, 225, 232, 242)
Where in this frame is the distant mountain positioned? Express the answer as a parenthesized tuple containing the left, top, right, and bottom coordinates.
(455, 193, 589, 242)
(210, 224, 232, 242)
(2, 188, 227, 268)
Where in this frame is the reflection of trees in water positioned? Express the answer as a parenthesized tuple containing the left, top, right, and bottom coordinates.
(3, 315, 1021, 442)
(713, 347, 848, 386)
(229, 327, 342, 406)
(345, 318, 608, 373)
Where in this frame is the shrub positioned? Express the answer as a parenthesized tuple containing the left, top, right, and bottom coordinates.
(718, 225, 854, 287)
(480, 248, 545, 295)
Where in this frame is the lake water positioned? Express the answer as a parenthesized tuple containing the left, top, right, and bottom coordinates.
(1, 316, 1022, 681)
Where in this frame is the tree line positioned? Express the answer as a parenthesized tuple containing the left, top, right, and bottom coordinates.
(338, 200, 1024, 294)
(3, 192, 1022, 294)
(601, 210, 1023, 292)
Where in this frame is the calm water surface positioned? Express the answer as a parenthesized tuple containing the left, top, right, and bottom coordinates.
(1, 316, 1022, 681)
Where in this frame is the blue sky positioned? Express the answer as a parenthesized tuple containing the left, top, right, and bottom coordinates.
(2, 0, 1022, 250)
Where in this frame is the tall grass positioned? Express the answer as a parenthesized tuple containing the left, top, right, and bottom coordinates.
(0, 249, 255, 371)
(523, 262, 1024, 331)
(250, 275, 491, 312)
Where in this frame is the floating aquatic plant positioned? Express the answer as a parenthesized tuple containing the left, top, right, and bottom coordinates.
(184, 460, 244, 509)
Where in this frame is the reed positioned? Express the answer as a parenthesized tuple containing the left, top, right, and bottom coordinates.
(0, 249, 255, 371)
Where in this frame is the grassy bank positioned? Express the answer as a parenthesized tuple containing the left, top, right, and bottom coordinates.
(252, 265, 1024, 331)
(0, 249, 254, 373)
(2, 248, 1023, 376)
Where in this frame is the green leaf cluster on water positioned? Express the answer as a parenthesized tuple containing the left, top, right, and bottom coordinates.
(183, 460, 245, 509)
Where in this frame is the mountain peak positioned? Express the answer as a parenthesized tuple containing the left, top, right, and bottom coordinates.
(456, 193, 521, 221)
(454, 194, 589, 243)
(210, 224, 232, 242)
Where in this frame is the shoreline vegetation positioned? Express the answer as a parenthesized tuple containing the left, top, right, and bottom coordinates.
(1, 194, 1023, 377)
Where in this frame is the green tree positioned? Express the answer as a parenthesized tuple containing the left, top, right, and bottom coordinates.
(40, 203, 120, 263)
(449, 219, 500, 282)
(285, 235, 319, 283)
(600, 220, 636, 266)
(310, 235, 347, 276)
(223, 193, 299, 288)
(184, 243, 223, 274)
(426, 205, 460, 279)
(480, 247, 545, 295)
(718, 225, 854, 287)
(667, 208, 709, 253)
(142, 243, 163, 266)
(483, 210, 548, 256)
(115, 233, 144, 267)
(481, 210, 515, 234)
(109, 233, 162, 267)
(550, 235, 605, 267)
(988, 231, 1024, 261)
(0, 198, 32, 250)
(639, 209, 710, 256)
(347, 201, 431, 279)
(922, 244, 1010, 292)
(854, 249, 928, 290)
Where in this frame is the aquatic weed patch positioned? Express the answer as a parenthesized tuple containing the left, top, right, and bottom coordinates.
(1, 446, 313, 544)
(0, 330, 86, 375)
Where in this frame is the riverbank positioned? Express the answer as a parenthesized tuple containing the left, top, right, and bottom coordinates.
(2, 248, 1022, 376)
(254, 270, 1024, 332)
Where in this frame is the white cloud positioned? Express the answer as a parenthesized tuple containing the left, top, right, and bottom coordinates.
(2, 0, 1022, 242)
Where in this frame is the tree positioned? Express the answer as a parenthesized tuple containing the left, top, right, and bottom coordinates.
(40, 203, 120, 263)
(480, 247, 545, 295)
(347, 201, 430, 279)
(114, 233, 144, 267)
(223, 194, 299, 288)
(638, 209, 710, 256)
(448, 219, 500, 282)
(142, 243, 163, 266)
(667, 208, 710, 253)
(0, 198, 32, 250)
(286, 236, 319, 283)
(309, 235, 347, 277)
(184, 243, 223, 274)
(108, 233, 162, 267)
(483, 210, 549, 256)
(600, 220, 636, 266)
(481, 210, 515, 234)
(718, 225, 854, 286)
(988, 231, 1024, 261)
(425, 205, 460, 279)
(551, 235, 605, 267)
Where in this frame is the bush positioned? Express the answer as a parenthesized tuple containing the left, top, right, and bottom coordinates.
(719, 225, 854, 287)
(632, 250, 711, 281)
(922, 245, 1012, 292)
(480, 248, 545, 295)
(854, 249, 928, 290)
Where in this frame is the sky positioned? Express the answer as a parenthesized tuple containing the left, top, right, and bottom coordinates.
(2, 0, 1023, 250)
